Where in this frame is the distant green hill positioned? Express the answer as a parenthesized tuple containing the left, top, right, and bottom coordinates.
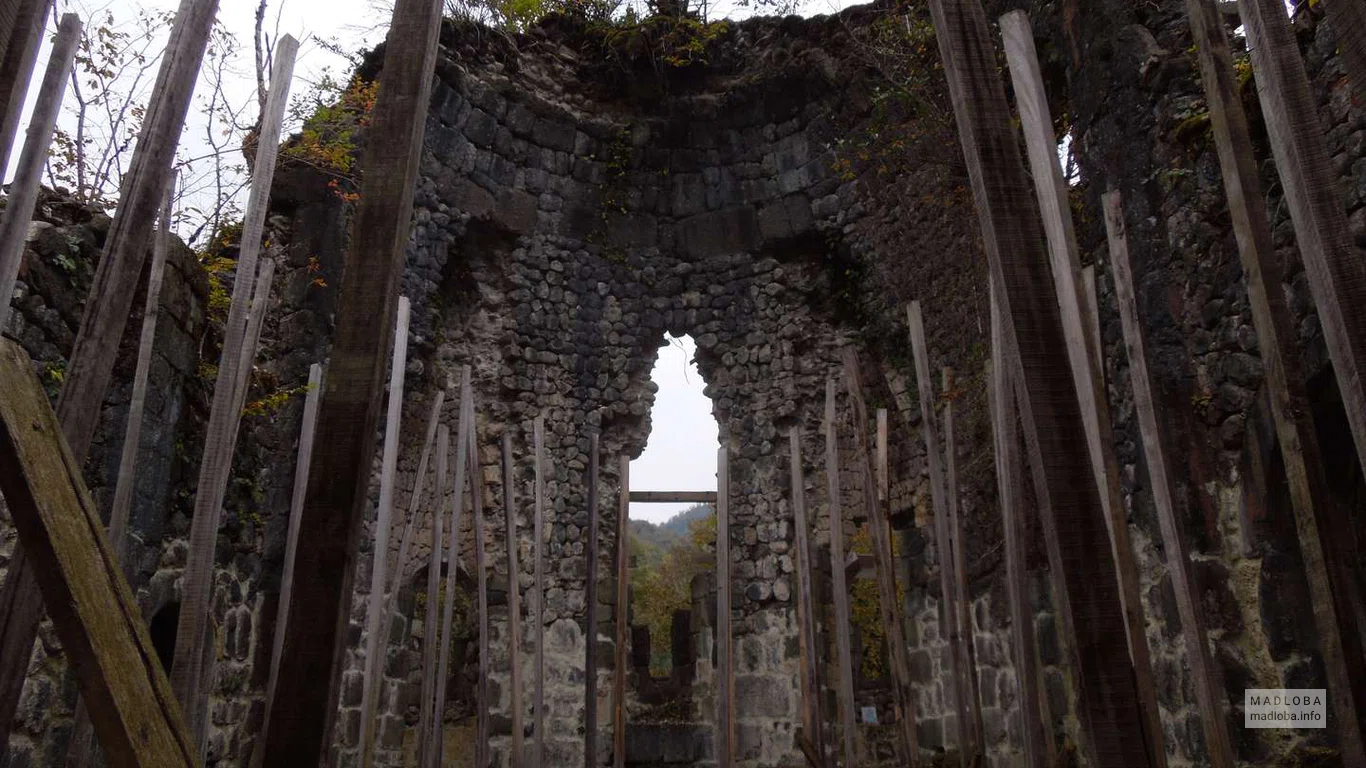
(628, 503, 712, 556)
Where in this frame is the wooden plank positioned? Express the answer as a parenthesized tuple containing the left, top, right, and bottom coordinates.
(1238, 0, 1366, 505)
(999, 15, 1167, 761)
(532, 414, 547, 768)
(259, 0, 444, 755)
(715, 445, 734, 768)
(1184, 0, 1366, 755)
(0, 337, 199, 768)
(906, 303, 972, 759)
(505, 432, 525, 768)
(0, 21, 224, 714)
(612, 455, 629, 768)
(381, 389, 447, 664)
(0, 0, 46, 174)
(584, 432, 601, 768)
(1081, 265, 1103, 386)
(1105, 199, 1235, 768)
(940, 366, 984, 758)
(926, 0, 1153, 761)
(254, 362, 323, 768)
(843, 352, 919, 765)
(432, 367, 472, 768)
(788, 427, 827, 766)
(418, 423, 449, 768)
(169, 35, 297, 742)
(356, 297, 412, 768)
(823, 379, 858, 768)
(63, 174, 178, 768)
(876, 410, 888, 503)
(107, 177, 176, 561)
(627, 491, 717, 504)
(987, 288, 1049, 768)
(470, 397, 491, 768)
(0, 12, 81, 328)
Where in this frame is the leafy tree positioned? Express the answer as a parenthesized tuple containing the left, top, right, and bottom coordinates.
(630, 508, 715, 675)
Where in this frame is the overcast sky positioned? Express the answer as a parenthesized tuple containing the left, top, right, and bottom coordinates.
(632, 335, 718, 524)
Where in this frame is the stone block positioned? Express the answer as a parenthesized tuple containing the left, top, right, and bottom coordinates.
(678, 208, 760, 258)
(465, 108, 498, 148)
(735, 674, 790, 718)
(533, 119, 577, 153)
(495, 188, 539, 234)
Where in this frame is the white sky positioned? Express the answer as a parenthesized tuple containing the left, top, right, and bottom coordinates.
(631, 334, 719, 525)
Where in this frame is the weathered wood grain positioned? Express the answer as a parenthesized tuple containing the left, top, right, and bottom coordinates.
(627, 491, 716, 504)
(926, 0, 1151, 761)
(715, 445, 735, 768)
(432, 368, 472, 768)
(788, 427, 827, 766)
(0, 0, 46, 174)
(0, 337, 199, 768)
(531, 414, 547, 768)
(1106, 199, 1234, 768)
(584, 431, 601, 768)
(612, 455, 629, 768)
(259, 0, 444, 756)
(418, 424, 449, 768)
(504, 432, 525, 768)
(470, 397, 490, 768)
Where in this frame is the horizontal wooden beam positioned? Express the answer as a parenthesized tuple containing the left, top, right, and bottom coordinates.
(628, 491, 716, 504)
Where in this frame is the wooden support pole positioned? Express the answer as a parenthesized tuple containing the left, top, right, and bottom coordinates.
(0, 12, 220, 724)
(1106, 202, 1235, 768)
(627, 491, 717, 504)
(788, 427, 827, 765)
(1238, 0, 1366, 490)
(169, 35, 296, 742)
(823, 379, 858, 768)
(471, 398, 491, 768)
(0, 0, 46, 175)
(927, 0, 1153, 761)
(941, 366, 984, 758)
(584, 431, 601, 768)
(1185, 0, 1366, 754)
(260, 0, 443, 755)
(418, 424, 449, 768)
(987, 288, 1050, 768)
(380, 389, 447, 668)
(432, 367, 472, 768)
(906, 304, 973, 760)
(532, 414, 547, 768)
(844, 351, 919, 765)
(612, 455, 629, 768)
(715, 445, 735, 768)
(356, 297, 412, 768)
(999, 14, 1167, 762)
(0, 338, 199, 768)
(107, 178, 175, 559)
(0, 12, 80, 327)
(1081, 265, 1103, 386)
(505, 432, 525, 768)
(254, 362, 322, 768)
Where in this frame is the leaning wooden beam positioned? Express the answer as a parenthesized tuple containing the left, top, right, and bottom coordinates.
(0, 337, 199, 768)
(0, 0, 46, 174)
(788, 427, 827, 765)
(627, 491, 717, 504)
(1238, 0, 1366, 486)
(253, 363, 323, 768)
(999, 14, 1167, 761)
(1106, 201, 1235, 768)
(1081, 265, 1103, 386)
(169, 35, 297, 742)
(356, 296, 412, 768)
(987, 288, 1049, 768)
(612, 455, 629, 768)
(1185, 0, 1366, 755)
(260, 0, 443, 754)
(62, 174, 177, 768)
(505, 432, 525, 768)
(471, 400, 491, 768)
(926, 0, 1151, 761)
(715, 444, 735, 768)
(823, 379, 858, 768)
(843, 351, 919, 765)
(418, 424, 450, 768)
(0, 12, 81, 327)
(531, 414, 547, 768)
(940, 366, 984, 757)
(584, 432, 601, 768)
(380, 389, 447, 655)
(906, 303, 973, 759)
(432, 368, 472, 768)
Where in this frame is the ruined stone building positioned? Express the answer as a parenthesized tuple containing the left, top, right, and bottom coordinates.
(2, 0, 1366, 766)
